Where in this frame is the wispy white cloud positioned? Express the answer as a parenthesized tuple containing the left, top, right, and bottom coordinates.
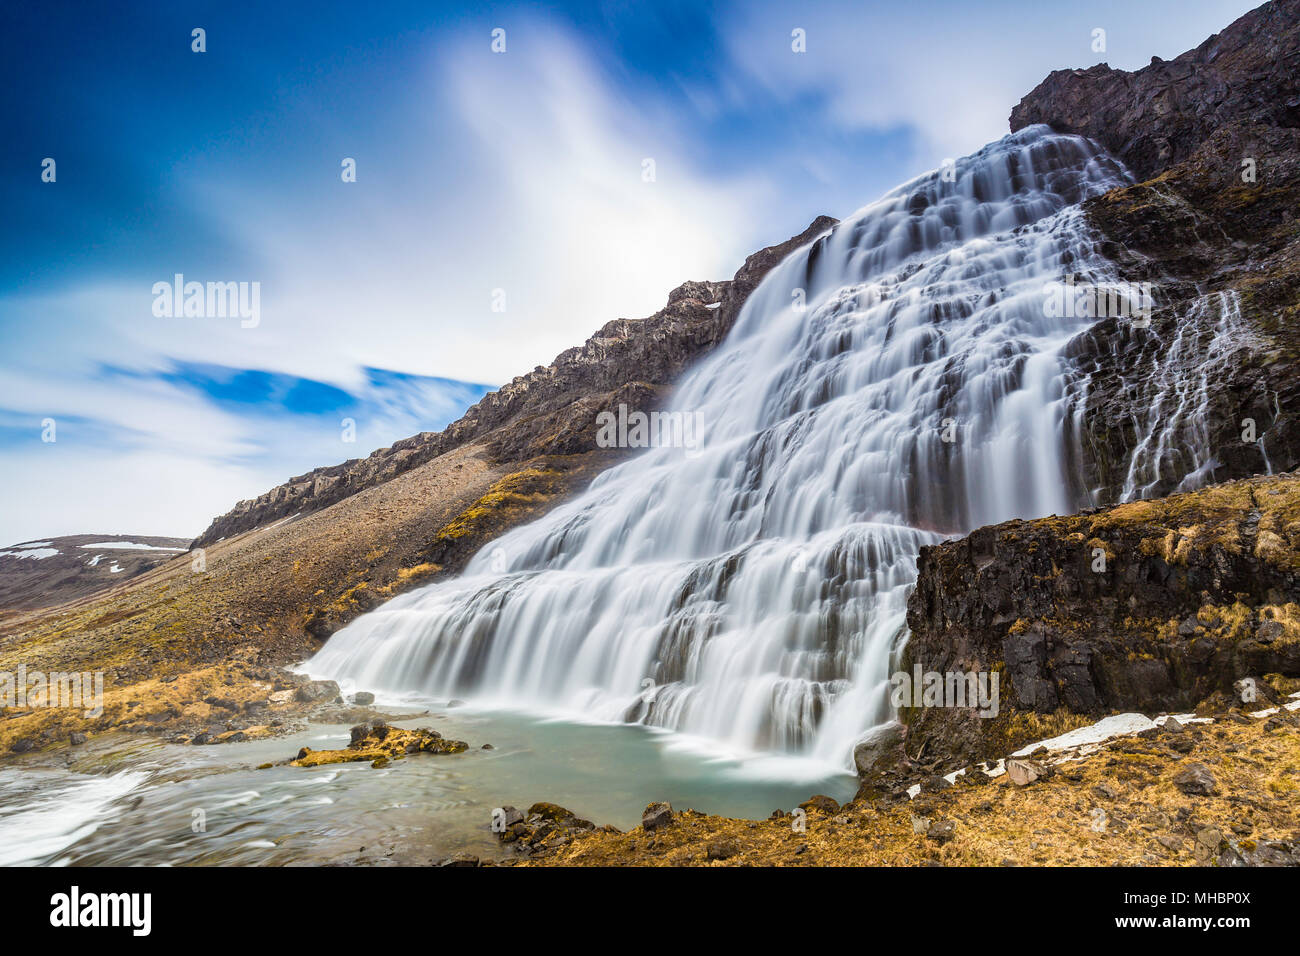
(718, 0, 1261, 167)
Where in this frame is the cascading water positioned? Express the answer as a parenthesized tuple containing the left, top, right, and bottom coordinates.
(1119, 290, 1268, 500)
(307, 125, 1134, 771)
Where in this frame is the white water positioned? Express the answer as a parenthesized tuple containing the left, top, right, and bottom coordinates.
(1120, 289, 1267, 500)
(0, 769, 144, 866)
(309, 126, 1132, 772)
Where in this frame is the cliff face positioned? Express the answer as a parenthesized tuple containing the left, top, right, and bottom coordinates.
(1023, 0, 1300, 502)
(1010, 0, 1300, 182)
(903, 472, 1300, 769)
(193, 217, 836, 548)
(894, 0, 1300, 771)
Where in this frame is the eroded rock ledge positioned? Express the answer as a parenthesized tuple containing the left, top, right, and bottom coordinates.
(903, 472, 1300, 769)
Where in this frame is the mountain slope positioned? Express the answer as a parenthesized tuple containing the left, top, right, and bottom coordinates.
(0, 535, 189, 617)
(194, 217, 836, 548)
(0, 217, 835, 753)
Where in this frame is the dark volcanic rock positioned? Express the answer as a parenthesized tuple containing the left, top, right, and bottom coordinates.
(293, 680, 341, 704)
(1010, 0, 1300, 182)
(902, 472, 1300, 769)
(642, 801, 674, 831)
(1013, 0, 1300, 500)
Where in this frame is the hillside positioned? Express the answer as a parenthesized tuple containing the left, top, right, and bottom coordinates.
(0, 534, 189, 618)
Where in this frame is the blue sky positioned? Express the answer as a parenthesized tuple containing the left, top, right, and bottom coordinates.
(0, 0, 1260, 543)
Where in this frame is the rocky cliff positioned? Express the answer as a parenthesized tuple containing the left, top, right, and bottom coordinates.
(902, 471, 1300, 769)
(1010, 0, 1300, 182)
(892, 0, 1300, 771)
(1017, 0, 1300, 503)
(193, 217, 836, 548)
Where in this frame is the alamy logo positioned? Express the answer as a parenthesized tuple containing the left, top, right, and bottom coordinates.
(152, 274, 260, 328)
(50, 886, 151, 936)
(1, 665, 103, 718)
(890, 665, 999, 718)
(595, 403, 704, 456)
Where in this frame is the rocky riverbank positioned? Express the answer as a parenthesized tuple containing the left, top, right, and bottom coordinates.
(497, 692, 1299, 867)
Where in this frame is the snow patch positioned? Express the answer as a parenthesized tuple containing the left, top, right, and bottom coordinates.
(0, 549, 59, 560)
(79, 542, 185, 551)
(1011, 713, 1157, 756)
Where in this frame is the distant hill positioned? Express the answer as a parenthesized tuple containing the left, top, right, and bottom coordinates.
(0, 534, 190, 616)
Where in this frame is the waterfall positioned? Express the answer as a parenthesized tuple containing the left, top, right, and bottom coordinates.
(1119, 290, 1265, 500)
(306, 125, 1132, 771)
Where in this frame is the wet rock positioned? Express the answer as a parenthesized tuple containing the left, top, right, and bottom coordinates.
(351, 692, 375, 706)
(853, 721, 906, 776)
(68, 732, 87, 746)
(498, 806, 525, 828)
(9, 738, 35, 754)
(292, 724, 467, 767)
(439, 855, 479, 867)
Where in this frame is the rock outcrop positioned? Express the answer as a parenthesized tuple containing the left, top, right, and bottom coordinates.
(290, 718, 469, 768)
(1014, 0, 1300, 502)
(1010, 0, 1300, 182)
(193, 216, 836, 548)
(902, 472, 1300, 768)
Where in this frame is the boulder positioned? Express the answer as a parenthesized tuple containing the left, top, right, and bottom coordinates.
(294, 680, 341, 704)
(1172, 763, 1218, 796)
(642, 801, 673, 831)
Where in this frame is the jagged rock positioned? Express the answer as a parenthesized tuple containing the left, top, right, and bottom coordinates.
(642, 802, 674, 831)
(1011, 0, 1300, 181)
(1006, 759, 1054, 787)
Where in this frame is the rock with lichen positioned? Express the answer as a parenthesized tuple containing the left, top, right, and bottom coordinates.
(290, 719, 467, 768)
